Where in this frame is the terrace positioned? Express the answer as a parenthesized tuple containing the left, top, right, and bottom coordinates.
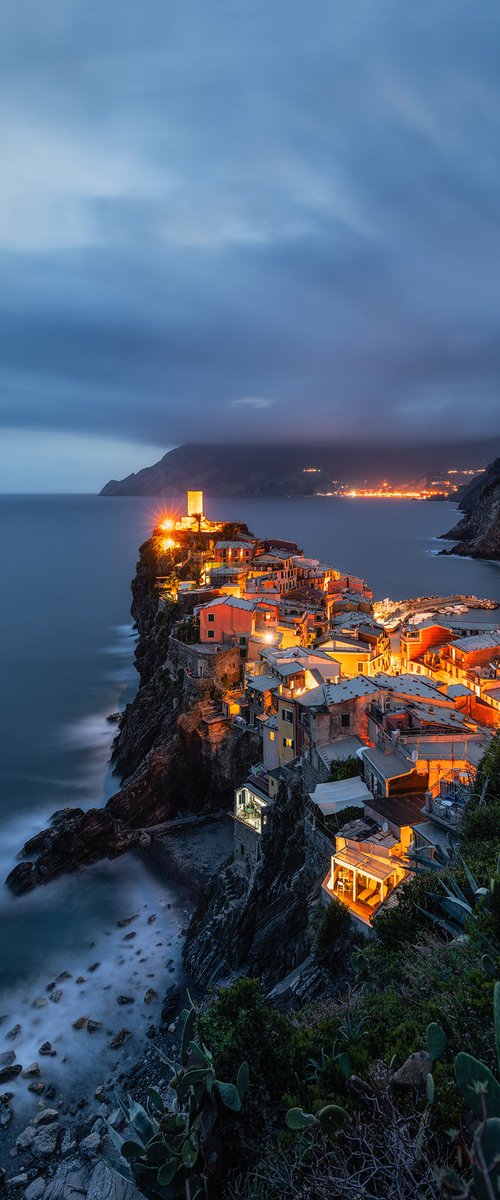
(322, 837, 408, 927)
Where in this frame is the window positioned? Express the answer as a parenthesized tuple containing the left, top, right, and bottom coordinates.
(341, 713, 350, 728)
(283, 737, 294, 749)
(208, 613, 215, 622)
(357, 661, 364, 672)
(207, 630, 215, 638)
(283, 709, 293, 723)
(239, 636, 246, 646)
(269, 731, 275, 741)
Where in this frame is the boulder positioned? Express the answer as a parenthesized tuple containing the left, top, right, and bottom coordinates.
(109, 1028, 131, 1049)
(43, 1161, 90, 1200)
(22, 1062, 41, 1078)
(0, 1064, 22, 1083)
(5, 862, 36, 895)
(31, 1124, 61, 1157)
(392, 1050, 433, 1089)
(25, 1178, 46, 1200)
(38, 1042, 56, 1057)
(32, 1108, 59, 1127)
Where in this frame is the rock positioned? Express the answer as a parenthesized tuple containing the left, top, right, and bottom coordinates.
(72, 1017, 88, 1030)
(87, 1021, 103, 1034)
(43, 1161, 90, 1200)
(32, 997, 49, 1009)
(0, 1064, 22, 1083)
(75, 977, 86, 985)
(0, 1103, 12, 1128)
(25, 1178, 46, 1200)
(161, 985, 180, 1025)
(117, 916, 138, 928)
(79, 1131, 101, 1159)
(28, 1082, 45, 1095)
(6, 1024, 21, 1040)
(22, 1062, 41, 1077)
(94, 1085, 106, 1101)
(87, 1160, 140, 1199)
(0, 1051, 16, 1065)
(56, 971, 72, 983)
(87, 963, 100, 973)
(31, 1124, 60, 1157)
(116, 996, 134, 1006)
(147, 915, 156, 925)
(38, 1042, 56, 1057)
(5, 862, 36, 895)
(60, 1128, 77, 1156)
(122, 932, 136, 941)
(144, 988, 157, 1005)
(109, 1029, 131, 1049)
(32, 1108, 59, 1127)
(393, 1050, 433, 1089)
(16, 1126, 36, 1151)
(8, 1175, 29, 1188)
(51, 990, 63, 1004)
(44, 1086, 56, 1101)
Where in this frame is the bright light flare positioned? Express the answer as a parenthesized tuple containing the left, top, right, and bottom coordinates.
(161, 537, 179, 551)
(161, 517, 174, 531)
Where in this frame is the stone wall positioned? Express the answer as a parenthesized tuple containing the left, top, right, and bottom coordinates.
(233, 817, 262, 870)
(168, 637, 241, 686)
(304, 814, 332, 879)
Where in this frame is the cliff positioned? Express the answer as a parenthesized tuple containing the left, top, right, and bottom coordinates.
(6, 538, 260, 895)
(441, 456, 500, 559)
(184, 781, 327, 1002)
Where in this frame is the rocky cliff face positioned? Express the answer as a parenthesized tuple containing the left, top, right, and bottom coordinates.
(6, 540, 260, 895)
(184, 783, 325, 998)
(441, 457, 500, 560)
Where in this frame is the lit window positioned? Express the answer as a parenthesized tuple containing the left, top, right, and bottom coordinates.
(269, 731, 275, 741)
(283, 737, 294, 749)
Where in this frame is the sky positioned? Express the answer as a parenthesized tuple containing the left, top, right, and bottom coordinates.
(1, 1, 500, 491)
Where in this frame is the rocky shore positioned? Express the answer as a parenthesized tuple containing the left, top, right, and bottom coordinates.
(1, 819, 234, 1199)
(6, 538, 258, 897)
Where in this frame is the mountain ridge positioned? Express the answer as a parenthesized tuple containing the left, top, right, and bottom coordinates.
(100, 440, 499, 497)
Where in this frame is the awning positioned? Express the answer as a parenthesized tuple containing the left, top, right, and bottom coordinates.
(308, 776, 372, 816)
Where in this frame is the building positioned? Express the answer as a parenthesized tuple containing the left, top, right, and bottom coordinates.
(322, 831, 409, 929)
(233, 768, 279, 866)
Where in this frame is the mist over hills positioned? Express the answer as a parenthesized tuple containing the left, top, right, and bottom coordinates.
(100, 440, 499, 498)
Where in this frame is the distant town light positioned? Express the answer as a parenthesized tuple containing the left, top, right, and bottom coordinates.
(161, 517, 174, 531)
(161, 536, 178, 551)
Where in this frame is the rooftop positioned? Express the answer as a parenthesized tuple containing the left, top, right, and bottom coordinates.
(452, 631, 500, 653)
(367, 792, 428, 829)
(317, 735, 365, 767)
(297, 677, 378, 707)
(361, 745, 416, 781)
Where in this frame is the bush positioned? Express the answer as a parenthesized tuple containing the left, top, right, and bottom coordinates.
(328, 756, 361, 782)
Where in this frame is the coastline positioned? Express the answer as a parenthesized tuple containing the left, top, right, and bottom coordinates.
(0, 817, 233, 1193)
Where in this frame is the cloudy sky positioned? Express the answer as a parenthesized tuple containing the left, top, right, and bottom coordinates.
(1, 0, 500, 490)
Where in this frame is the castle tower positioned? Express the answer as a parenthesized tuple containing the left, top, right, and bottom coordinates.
(187, 490, 203, 517)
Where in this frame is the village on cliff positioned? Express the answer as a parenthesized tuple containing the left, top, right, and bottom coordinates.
(153, 492, 500, 932)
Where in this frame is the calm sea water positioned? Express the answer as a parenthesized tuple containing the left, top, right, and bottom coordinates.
(0, 494, 499, 1105)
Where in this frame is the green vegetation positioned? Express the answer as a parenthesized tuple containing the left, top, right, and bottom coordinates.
(327, 755, 361, 782)
(115, 737, 500, 1197)
(105, 998, 249, 1199)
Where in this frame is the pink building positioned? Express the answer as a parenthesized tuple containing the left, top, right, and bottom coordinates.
(195, 596, 278, 645)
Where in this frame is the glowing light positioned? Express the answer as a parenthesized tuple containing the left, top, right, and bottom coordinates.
(161, 518, 174, 531)
(263, 631, 275, 644)
(161, 537, 179, 551)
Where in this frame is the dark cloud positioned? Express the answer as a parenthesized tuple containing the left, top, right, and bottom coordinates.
(1, 0, 500, 469)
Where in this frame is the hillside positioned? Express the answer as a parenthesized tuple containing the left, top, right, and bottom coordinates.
(100, 441, 497, 497)
(442, 456, 500, 559)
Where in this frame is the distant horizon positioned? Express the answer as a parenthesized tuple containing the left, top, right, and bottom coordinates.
(1, 433, 499, 493)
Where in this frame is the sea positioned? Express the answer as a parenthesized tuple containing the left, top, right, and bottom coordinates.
(0, 494, 499, 1111)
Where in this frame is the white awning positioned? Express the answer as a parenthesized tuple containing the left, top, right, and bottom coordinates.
(308, 776, 372, 816)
